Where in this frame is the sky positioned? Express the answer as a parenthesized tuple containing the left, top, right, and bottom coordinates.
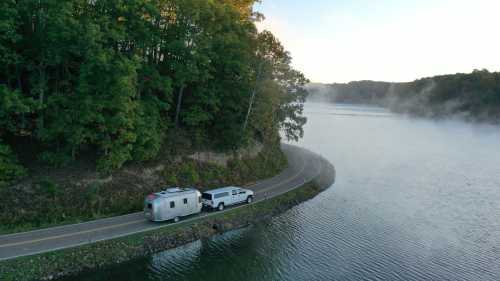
(254, 0, 500, 83)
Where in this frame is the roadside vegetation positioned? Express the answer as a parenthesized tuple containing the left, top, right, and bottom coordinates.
(0, 179, 332, 281)
(0, 1, 307, 231)
(0, 144, 287, 234)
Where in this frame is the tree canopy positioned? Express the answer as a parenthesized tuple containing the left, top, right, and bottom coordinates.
(0, 0, 308, 183)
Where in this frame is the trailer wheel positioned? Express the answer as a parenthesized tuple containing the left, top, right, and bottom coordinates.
(174, 216, 180, 223)
(247, 196, 253, 204)
(218, 203, 224, 211)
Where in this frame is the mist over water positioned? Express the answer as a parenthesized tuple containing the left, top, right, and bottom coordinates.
(297, 102, 500, 280)
(64, 102, 500, 281)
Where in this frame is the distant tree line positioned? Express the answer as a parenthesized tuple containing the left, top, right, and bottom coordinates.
(307, 80, 390, 106)
(0, 0, 308, 184)
(308, 69, 500, 122)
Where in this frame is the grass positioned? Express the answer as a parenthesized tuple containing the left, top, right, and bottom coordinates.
(0, 180, 327, 281)
(0, 144, 287, 235)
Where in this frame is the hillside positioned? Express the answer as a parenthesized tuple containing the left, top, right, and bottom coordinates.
(0, 1, 307, 231)
(307, 69, 500, 122)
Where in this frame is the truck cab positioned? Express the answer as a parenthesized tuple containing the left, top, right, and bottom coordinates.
(201, 186, 254, 211)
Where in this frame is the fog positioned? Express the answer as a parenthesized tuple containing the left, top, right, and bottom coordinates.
(306, 81, 498, 123)
(305, 83, 337, 103)
(64, 102, 500, 281)
(292, 102, 500, 280)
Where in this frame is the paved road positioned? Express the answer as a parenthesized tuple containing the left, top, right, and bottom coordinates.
(0, 144, 327, 261)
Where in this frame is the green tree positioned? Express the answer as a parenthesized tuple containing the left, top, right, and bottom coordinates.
(253, 31, 308, 142)
(0, 0, 308, 176)
(0, 141, 26, 187)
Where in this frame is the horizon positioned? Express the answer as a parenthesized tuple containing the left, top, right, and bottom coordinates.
(307, 68, 495, 85)
(255, 0, 500, 84)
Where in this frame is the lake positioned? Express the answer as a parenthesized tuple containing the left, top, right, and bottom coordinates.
(63, 102, 500, 281)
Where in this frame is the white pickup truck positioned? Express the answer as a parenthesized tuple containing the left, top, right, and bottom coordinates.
(201, 186, 254, 211)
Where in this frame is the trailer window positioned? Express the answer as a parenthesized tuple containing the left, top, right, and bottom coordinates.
(147, 203, 152, 209)
(198, 196, 202, 203)
(183, 198, 188, 204)
(232, 190, 237, 195)
(170, 201, 175, 208)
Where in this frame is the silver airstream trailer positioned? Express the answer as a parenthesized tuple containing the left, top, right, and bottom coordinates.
(144, 187, 202, 222)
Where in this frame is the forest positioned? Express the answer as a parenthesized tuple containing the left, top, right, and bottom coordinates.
(0, 0, 308, 187)
(308, 69, 500, 122)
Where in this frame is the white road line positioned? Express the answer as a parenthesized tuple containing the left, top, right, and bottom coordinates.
(0, 146, 327, 262)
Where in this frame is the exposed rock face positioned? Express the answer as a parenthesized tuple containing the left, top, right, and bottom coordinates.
(187, 142, 264, 167)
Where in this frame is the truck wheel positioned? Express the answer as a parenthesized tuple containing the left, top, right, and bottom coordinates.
(174, 216, 180, 223)
(218, 203, 224, 211)
(247, 196, 253, 204)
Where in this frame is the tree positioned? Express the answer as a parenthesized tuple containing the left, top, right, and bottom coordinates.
(253, 31, 308, 142)
(0, 141, 26, 187)
(0, 0, 308, 176)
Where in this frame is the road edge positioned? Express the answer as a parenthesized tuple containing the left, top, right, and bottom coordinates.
(0, 149, 335, 281)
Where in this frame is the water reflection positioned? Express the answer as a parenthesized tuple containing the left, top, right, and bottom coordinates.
(63, 102, 500, 281)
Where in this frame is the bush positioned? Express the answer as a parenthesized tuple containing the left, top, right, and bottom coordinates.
(38, 151, 72, 168)
(0, 142, 27, 187)
(35, 178, 62, 197)
(84, 183, 104, 217)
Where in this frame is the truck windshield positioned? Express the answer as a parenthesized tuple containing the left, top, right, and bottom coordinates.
(201, 193, 212, 200)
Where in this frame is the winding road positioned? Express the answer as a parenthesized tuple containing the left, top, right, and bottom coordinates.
(0, 144, 329, 261)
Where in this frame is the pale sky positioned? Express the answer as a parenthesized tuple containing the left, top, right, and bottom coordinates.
(255, 0, 500, 83)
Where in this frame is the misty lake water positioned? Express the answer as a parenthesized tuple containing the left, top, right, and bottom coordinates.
(63, 102, 500, 281)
